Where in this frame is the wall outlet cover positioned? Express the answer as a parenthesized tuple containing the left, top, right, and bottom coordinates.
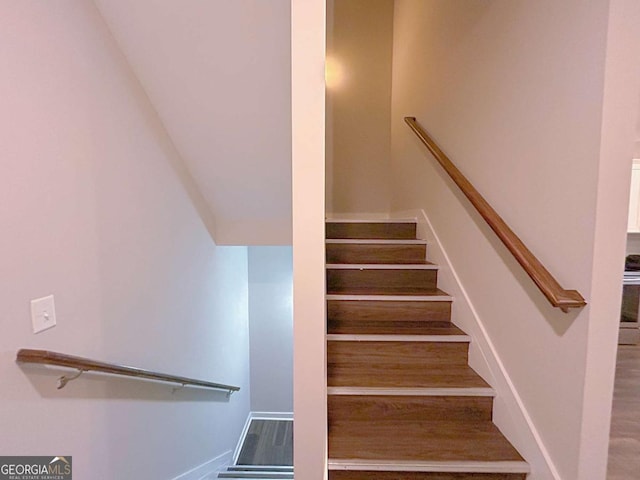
(31, 294, 57, 334)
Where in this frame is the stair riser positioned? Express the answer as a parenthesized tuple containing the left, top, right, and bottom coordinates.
(328, 341, 470, 388)
(329, 341, 469, 370)
(329, 472, 526, 480)
(327, 244, 427, 264)
(327, 300, 452, 325)
(327, 269, 438, 295)
(329, 395, 493, 424)
(327, 222, 417, 240)
(328, 319, 454, 335)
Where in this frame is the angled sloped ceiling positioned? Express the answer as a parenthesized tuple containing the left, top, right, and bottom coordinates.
(95, 0, 292, 245)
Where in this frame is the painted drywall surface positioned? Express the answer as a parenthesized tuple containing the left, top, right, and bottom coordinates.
(626, 234, 640, 255)
(292, 0, 328, 477)
(248, 247, 293, 412)
(627, 95, 640, 254)
(95, 0, 292, 245)
(636, 90, 640, 158)
(326, 0, 394, 216)
(390, 1, 612, 478)
(579, 1, 640, 478)
(0, 2, 250, 478)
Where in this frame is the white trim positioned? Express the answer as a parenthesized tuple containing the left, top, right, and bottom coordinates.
(326, 218, 416, 223)
(291, 1, 327, 478)
(326, 263, 437, 270)
(249, 411, 294, 420)
(326, 239, 427, 245)
(219, 473, 293, 479)
(409, 208, 559, 480)
(327, 459, 530, 474)
(226, 466, 294, 472)
(326, 294, 452, 301)
(326, 334, 469, 342)
(231, 413, 254, 466)
(231, 412, 294, 465)
(171, 450, 232, 480)
(327, 386, 495, 396)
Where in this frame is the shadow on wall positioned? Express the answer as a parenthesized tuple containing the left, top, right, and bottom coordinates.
(421, 141, 580, 336)
(17, 363, 233, 403)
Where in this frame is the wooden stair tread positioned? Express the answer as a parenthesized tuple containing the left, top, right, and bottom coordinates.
(327, 222, 417, 240)
(328, 365, 490, 389)
(328, 323, 466, 336)
(328, 461, 529, 478)
(329, 288, 441, 295)
(327, 289, 452, 300)
(328, 300, 452, 324)
(329, 395, 494, 423)
(326, 262, 437, 268)
(326, 239, 427, 244)
(327, 269, 438, 295)
(328, 472, 527, 480)
(329, 421, 524, 463)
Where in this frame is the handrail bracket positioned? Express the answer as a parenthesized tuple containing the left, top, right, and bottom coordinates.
(57, 369, 85, 390)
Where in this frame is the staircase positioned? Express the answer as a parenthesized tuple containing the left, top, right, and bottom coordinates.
(325, 219, 529, 480)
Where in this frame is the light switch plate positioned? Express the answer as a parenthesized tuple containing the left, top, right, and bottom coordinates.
(31, 294, 57, 334)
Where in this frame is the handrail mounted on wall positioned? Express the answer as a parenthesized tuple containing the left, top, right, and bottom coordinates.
(16, 348, 240, 395)
(404, 116, 586, 313)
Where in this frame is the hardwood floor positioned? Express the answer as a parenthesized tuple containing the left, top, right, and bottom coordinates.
(607, 345, 640, 479)
(329, 395, 494, 423)
(329, 473, 526, 480)
(326, 243, 428, 264)
(326, 267, 439, 295)
(329, 421, 524, 462)
(327, 297, 452, 325)
(236, 419, 293, 466)
(326, 222, 416, 239)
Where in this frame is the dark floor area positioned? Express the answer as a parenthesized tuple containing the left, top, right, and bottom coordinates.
(608, 345, 640, 479)
(237, 419, 293, 466)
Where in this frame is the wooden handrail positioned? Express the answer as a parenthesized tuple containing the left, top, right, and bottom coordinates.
(404, 117, 586, 312)
(16, 348, 240, 394)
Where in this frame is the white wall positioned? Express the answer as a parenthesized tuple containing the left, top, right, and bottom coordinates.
(248, 247, 293, 412)
(636, 89, 640, 158)
(579, 1, 640, 477)
(627, 234, 640, 255)
(292, 0, 327, 477)
(390, 1, 638, 478)
(627, 98, 640, 254)
(95, 0, 292, 246)
(326, 0, 394, 216)
(0, 2, 250, 478)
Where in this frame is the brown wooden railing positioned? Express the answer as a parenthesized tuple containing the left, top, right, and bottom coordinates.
(404, 117, 586, 313)
(16, 348, 240, 394)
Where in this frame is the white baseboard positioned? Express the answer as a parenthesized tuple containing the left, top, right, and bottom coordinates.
(397, 208, 561, 480)
(172, 450, 232, 480)
(250, 411, 294, 420)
